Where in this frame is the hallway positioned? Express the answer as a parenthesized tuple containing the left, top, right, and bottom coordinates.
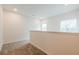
(0, 4, 79, 55)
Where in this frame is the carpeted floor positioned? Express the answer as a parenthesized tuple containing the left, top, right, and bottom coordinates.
(1, 43, 47, 55)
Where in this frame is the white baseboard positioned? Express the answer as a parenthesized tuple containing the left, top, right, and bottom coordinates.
(3, 39, 30, 45)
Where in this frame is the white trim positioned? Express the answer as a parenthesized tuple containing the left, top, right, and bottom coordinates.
(3, 39, 30, 45)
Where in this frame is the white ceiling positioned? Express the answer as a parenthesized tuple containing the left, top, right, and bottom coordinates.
(2, 4, 79, 19)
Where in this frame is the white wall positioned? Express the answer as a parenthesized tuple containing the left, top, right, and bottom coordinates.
(3, 10, 30, 44)
(27, 9, 79, 33)
(31, 31, 79, 55)
(0, 5, 3, 51)
(3, 9, 44, 44)
(46, 9, 79, 32)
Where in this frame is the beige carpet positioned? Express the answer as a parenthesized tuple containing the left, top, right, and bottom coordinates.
(1, 43, 47, 55)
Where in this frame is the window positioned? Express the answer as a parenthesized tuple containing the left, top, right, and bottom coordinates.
(42, 24, 47, 31)
(41, 20, 47, 31)
(60, 19, 77, 32)
(34, 19, 47, 31)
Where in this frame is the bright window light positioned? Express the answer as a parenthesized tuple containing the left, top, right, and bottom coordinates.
(42, 24, 47, 31)
(60, 19, 77, 32)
